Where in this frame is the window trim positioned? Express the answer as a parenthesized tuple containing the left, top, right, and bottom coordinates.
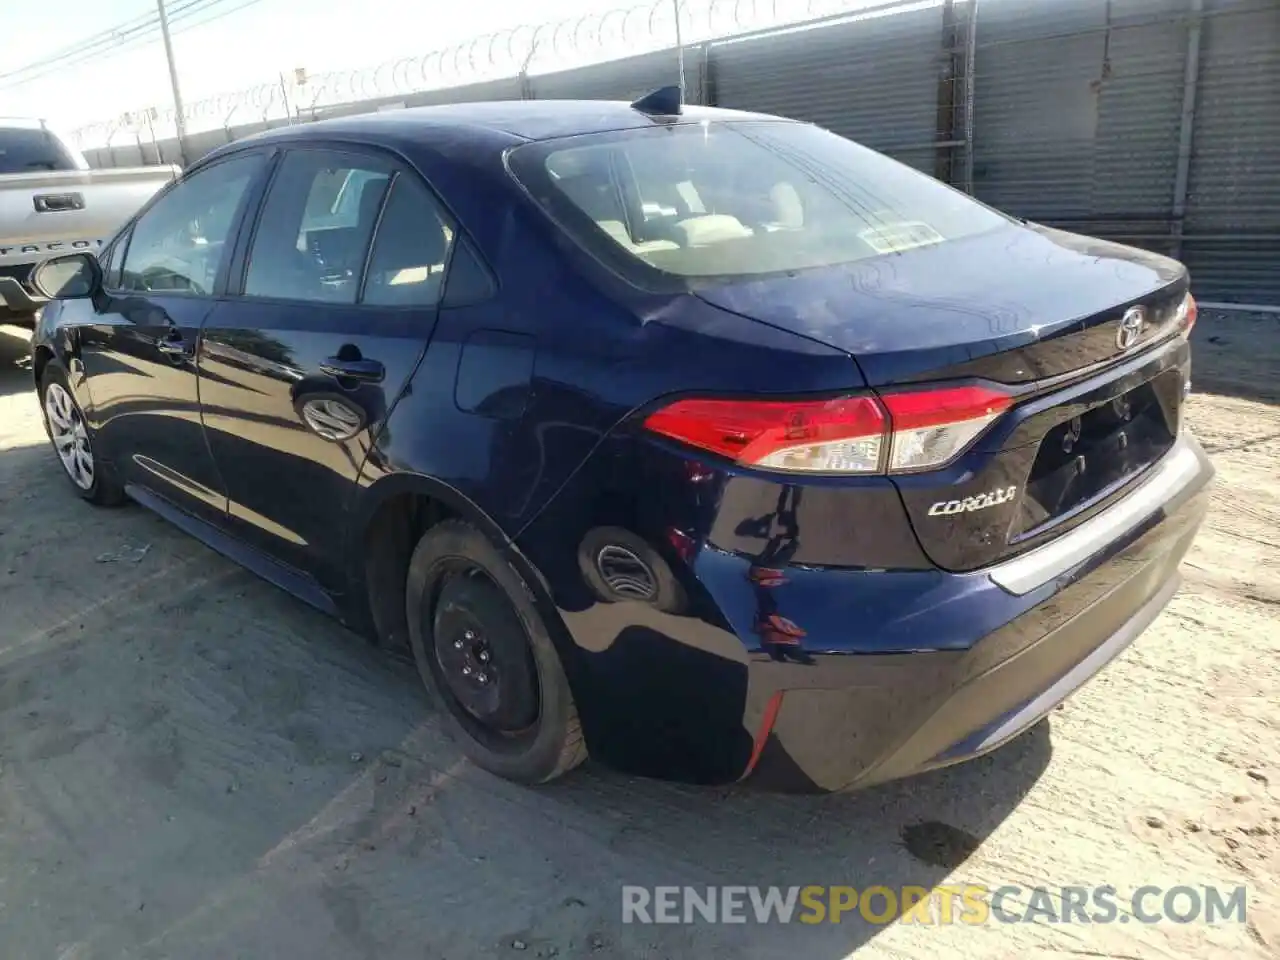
(114, 150, 271, 300)
(229, 146, 386, 304)
(227, 142, 466, 312)
(100, 226, 133, 293)
(355, 169, 400, 305)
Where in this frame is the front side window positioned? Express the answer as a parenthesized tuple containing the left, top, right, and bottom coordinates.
(509, 122, 1010, 286)
(245, 151, 392, 304)
(121, 154, 263, 295)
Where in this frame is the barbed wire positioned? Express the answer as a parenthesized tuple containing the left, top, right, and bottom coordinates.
(70, 0, 876, 147)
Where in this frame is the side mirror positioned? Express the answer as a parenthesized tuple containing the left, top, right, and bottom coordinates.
(31, 252, 102, 300)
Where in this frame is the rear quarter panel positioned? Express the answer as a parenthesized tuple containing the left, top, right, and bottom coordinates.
(353, 137, 868, 542)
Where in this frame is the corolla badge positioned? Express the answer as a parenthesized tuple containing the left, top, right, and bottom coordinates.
(928, 486, 1017, 516)
(1116, 306, 1146, 350)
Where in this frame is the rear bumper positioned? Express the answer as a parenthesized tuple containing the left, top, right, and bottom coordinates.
(747, 432, 1212, 791)
(530, 432, 1213, 790)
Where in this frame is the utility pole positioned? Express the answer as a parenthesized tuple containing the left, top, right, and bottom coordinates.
(672, 0, 685, 104)
(155, 0, 189, 165)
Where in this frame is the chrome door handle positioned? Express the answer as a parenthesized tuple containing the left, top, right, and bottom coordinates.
(319, 356, 385, 383)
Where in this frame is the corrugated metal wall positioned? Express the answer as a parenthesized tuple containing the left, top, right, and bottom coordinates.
(529, 50, 683, 103)
(1182, 0, 1280, 302)
(1090, 1, 1188, 247)
(710, 6, 945, 172)
(81, 0, 1280, 304)
(972, 0, 1107, 219)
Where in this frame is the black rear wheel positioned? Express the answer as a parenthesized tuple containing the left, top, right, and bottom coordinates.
(432, 573, 539, 734)
(406, 519, 586, 783)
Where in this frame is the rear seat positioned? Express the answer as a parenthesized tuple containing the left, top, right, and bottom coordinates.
(597, 220, 680, 254)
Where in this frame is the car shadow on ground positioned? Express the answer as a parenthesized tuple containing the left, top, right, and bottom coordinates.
(0, 324, 34, 400)
(0, 435, 1054, 959)
(0, 337, 1054, 957)
(520, 719, 1053, 956)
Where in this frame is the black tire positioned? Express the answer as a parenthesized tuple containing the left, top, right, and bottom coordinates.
(405, 519, 586, 783)
(38, 362, 126, 506)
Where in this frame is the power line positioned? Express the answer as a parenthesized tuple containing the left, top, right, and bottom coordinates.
(0, 1, 198, 86)
(0, 0, 261, 93)
(0, 6, 163, 84)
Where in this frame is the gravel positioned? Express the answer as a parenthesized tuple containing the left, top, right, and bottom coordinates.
(0, 312, 1274, 959)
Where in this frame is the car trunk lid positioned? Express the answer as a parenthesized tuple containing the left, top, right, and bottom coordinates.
(694, 223, 1192, 571)
(693, 223, 1188, 387)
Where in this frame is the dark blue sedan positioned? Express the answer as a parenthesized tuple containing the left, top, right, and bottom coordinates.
(29, 93, 1213, 790)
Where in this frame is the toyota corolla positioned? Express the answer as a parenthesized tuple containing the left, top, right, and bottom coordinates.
(29, 92, 1213, 791)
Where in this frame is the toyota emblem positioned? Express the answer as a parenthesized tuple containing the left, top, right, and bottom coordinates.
(1117, 306, 1146, 350)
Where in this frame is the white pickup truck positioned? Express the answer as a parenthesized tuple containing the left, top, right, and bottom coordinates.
(0, 119, 178, 323)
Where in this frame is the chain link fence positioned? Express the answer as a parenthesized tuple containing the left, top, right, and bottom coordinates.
(72, 0, 1280, 304)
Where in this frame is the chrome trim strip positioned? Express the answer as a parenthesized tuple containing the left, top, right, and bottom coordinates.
(971, 573, 1180, 754)
(989, 436, 1204, 595)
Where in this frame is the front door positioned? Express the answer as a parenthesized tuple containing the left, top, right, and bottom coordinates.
(75, 152, 266, 525)
(198, 147, 456, 588)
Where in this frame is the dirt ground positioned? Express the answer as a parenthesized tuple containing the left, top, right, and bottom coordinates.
(0, 311, 1275, 960)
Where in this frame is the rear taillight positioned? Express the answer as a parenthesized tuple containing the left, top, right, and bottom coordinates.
(643, 396, 887, 474)
(643, 384, 1013, 475)
(880, 385, 1013, 473)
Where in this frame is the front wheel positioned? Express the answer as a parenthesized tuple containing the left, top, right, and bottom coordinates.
(405, 519, 586, 784)
(39, 363, 125, 506)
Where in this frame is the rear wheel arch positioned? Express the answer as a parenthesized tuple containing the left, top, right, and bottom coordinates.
(352, 474, 530, 648)
(352, 471, 587, 703)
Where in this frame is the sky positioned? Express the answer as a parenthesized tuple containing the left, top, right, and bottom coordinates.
(0, 0, 892, 142)
(0, 0, 651, 129)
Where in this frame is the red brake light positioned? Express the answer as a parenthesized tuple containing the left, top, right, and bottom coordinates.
(644, 384, 1013, 475)
(1184, 292, 1198, 332)
(643, 396, 886, 473)
(880, 384, 1013, 431)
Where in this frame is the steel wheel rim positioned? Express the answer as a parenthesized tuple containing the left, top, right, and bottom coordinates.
(425, 563, 542, 747)
(436, 614, 503, 724)
(45, 383, 94, 490)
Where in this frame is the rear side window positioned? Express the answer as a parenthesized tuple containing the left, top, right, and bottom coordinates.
(245, 151, 392, 304)
(0, 127, 80, 173)
(509, 122, 1009, 286)
(362, 174, 455, 307)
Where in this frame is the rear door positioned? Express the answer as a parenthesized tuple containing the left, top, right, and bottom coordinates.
(198, 145, 456, 588)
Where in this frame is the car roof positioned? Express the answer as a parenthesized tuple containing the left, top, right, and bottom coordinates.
(239, 99, 787, 151)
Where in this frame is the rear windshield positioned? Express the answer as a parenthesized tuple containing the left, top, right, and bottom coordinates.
(0, 127, 80, 174)
(509, 121, 1009, 286)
